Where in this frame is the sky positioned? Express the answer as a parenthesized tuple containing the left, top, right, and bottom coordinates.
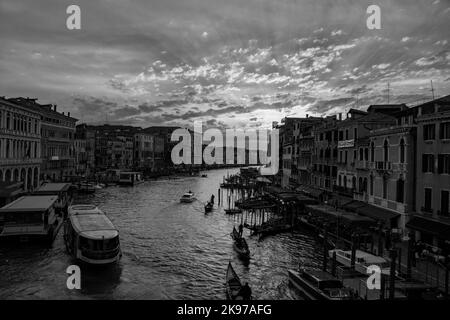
(1, 0, 449, 129)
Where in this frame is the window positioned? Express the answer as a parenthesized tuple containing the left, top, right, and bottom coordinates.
(343, 176, 347, 189)
(440, 122, 450, 139)
(424, 188, 432, 211)
(352, 176, 357, 191)
(423, 124, 436, 140)
(383, 140, 389, 162)
(365, 148, 369, 161)
(383, 177, 388, 199)
(338, 175, 342, 186)
(345, 130, 349, 140)
(359, 148, 363, 161)
(354, 128, 358, 139)
(339, 131, 343, 140)
(438, 154, 450, 174)
(396, 178, 404, 203)
(353, 150, 357, 162)
(344, 151, 348, 164)
(399, 139, 405, 163)
(422, 154, 435, 173)
(440, 190, 449, 216)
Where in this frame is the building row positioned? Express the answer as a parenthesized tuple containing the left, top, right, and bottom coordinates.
(0, 96, 179, 205)
(276, 95, 450, 254)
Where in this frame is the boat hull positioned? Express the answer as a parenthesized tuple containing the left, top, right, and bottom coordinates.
(288, 270, 330, 300)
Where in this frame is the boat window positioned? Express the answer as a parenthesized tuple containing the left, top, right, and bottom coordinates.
(5, 212, 42, 224)
(79, 236, 119, 251)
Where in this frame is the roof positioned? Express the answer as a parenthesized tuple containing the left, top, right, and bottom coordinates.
(0, 196, 58, 212)
(69, 206, 118, 239)
(406, 216, 450, 241)
(303, 269, 340, 282)
(35, 183, 71, 193)
(343, 201, 400, 222)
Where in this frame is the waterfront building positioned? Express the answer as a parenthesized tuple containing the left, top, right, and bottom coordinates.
(134, 131, 165, 172)
(406, 95, 450, 253)
(0, 97, 42, 194)
(93, 125, 139, 170)
(75, 124, 96, 176)
(8, 98, 77, 182)
(310, 115, 340, 195)
(335, 108, 398, 201)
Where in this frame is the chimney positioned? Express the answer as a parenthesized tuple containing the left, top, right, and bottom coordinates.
(53, 105, 57, 112)
(338, 113, 342, 121)
(306, 114, 309, 118)
(68, 112, 71, 117)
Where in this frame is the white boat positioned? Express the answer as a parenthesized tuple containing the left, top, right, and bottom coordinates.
(180, 191, 195, 203)
(288, 268, 356, 300)
(64, 205, 122, 265)
(0, 195, 60, 243)
(328, 249, 392, 275)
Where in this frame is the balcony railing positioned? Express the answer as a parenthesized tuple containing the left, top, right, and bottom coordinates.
(375, 161, 392, 171)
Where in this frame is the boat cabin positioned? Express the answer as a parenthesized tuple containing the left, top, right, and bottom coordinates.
(0, 195, 59, 242)
(65, 205, 121, 264)
(118, 172, 143, 185)
(34, 183, 73, 216)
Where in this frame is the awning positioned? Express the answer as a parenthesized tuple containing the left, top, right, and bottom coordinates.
(354, 204, 400, 223)
(406, 216, 450, 241)
(296, 186, 324, 199)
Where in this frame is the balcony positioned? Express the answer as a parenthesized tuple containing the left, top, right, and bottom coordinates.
(375, 161, 392, 171)
(337, 139, 355, 148)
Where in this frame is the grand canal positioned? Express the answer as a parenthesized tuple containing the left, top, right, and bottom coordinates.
(0, 168, 324, 300)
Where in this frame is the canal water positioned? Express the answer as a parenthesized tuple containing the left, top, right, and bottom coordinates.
(0, 168, 324, 300)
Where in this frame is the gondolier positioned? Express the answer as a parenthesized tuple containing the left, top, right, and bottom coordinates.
(238, 223, 243, 237)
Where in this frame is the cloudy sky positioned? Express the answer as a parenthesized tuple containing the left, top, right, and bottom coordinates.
(1, 0, 449, 129)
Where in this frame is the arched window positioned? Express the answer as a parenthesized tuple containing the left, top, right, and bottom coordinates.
(399, 139, 405, 164)
(358, 177, 363, 192)
(359, 148, 364, 161)
(343, 176, 347, 189)
(370, 142, 375, 162)
(365, 148, 369, 161)
(352, 176, 357, 191)
(383, 176, 388, 199)
(383, 140, 389, 162)
(338, 175, 342, 186)
(363, 178, 368, 193)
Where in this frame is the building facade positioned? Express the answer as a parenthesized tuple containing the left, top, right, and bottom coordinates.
(407, 96, 450, 253)
(0, 97, 42, 191)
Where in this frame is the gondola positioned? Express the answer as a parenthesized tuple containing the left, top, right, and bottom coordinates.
(204, 201, 213, 213)
(233, 237, 250, 260)
(230, 227, 250, 259)
(226, 262, 246, 300)
(224, 208, 242, 214)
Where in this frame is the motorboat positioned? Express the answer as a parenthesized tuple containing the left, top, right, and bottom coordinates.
(180, 191, 195, 203)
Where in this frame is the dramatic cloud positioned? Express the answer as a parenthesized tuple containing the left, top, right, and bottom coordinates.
(1, 0, 449, 128)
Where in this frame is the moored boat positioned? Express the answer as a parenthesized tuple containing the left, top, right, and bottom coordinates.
(0, 195, 60, 244)
(288, 268, 356, 300)
(328, 249, 393, 276)
(64, 205, 122, 265)
(224, 208, 242, 214)
(225, 262, 252, 300)
(118, 172, 144, 186)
